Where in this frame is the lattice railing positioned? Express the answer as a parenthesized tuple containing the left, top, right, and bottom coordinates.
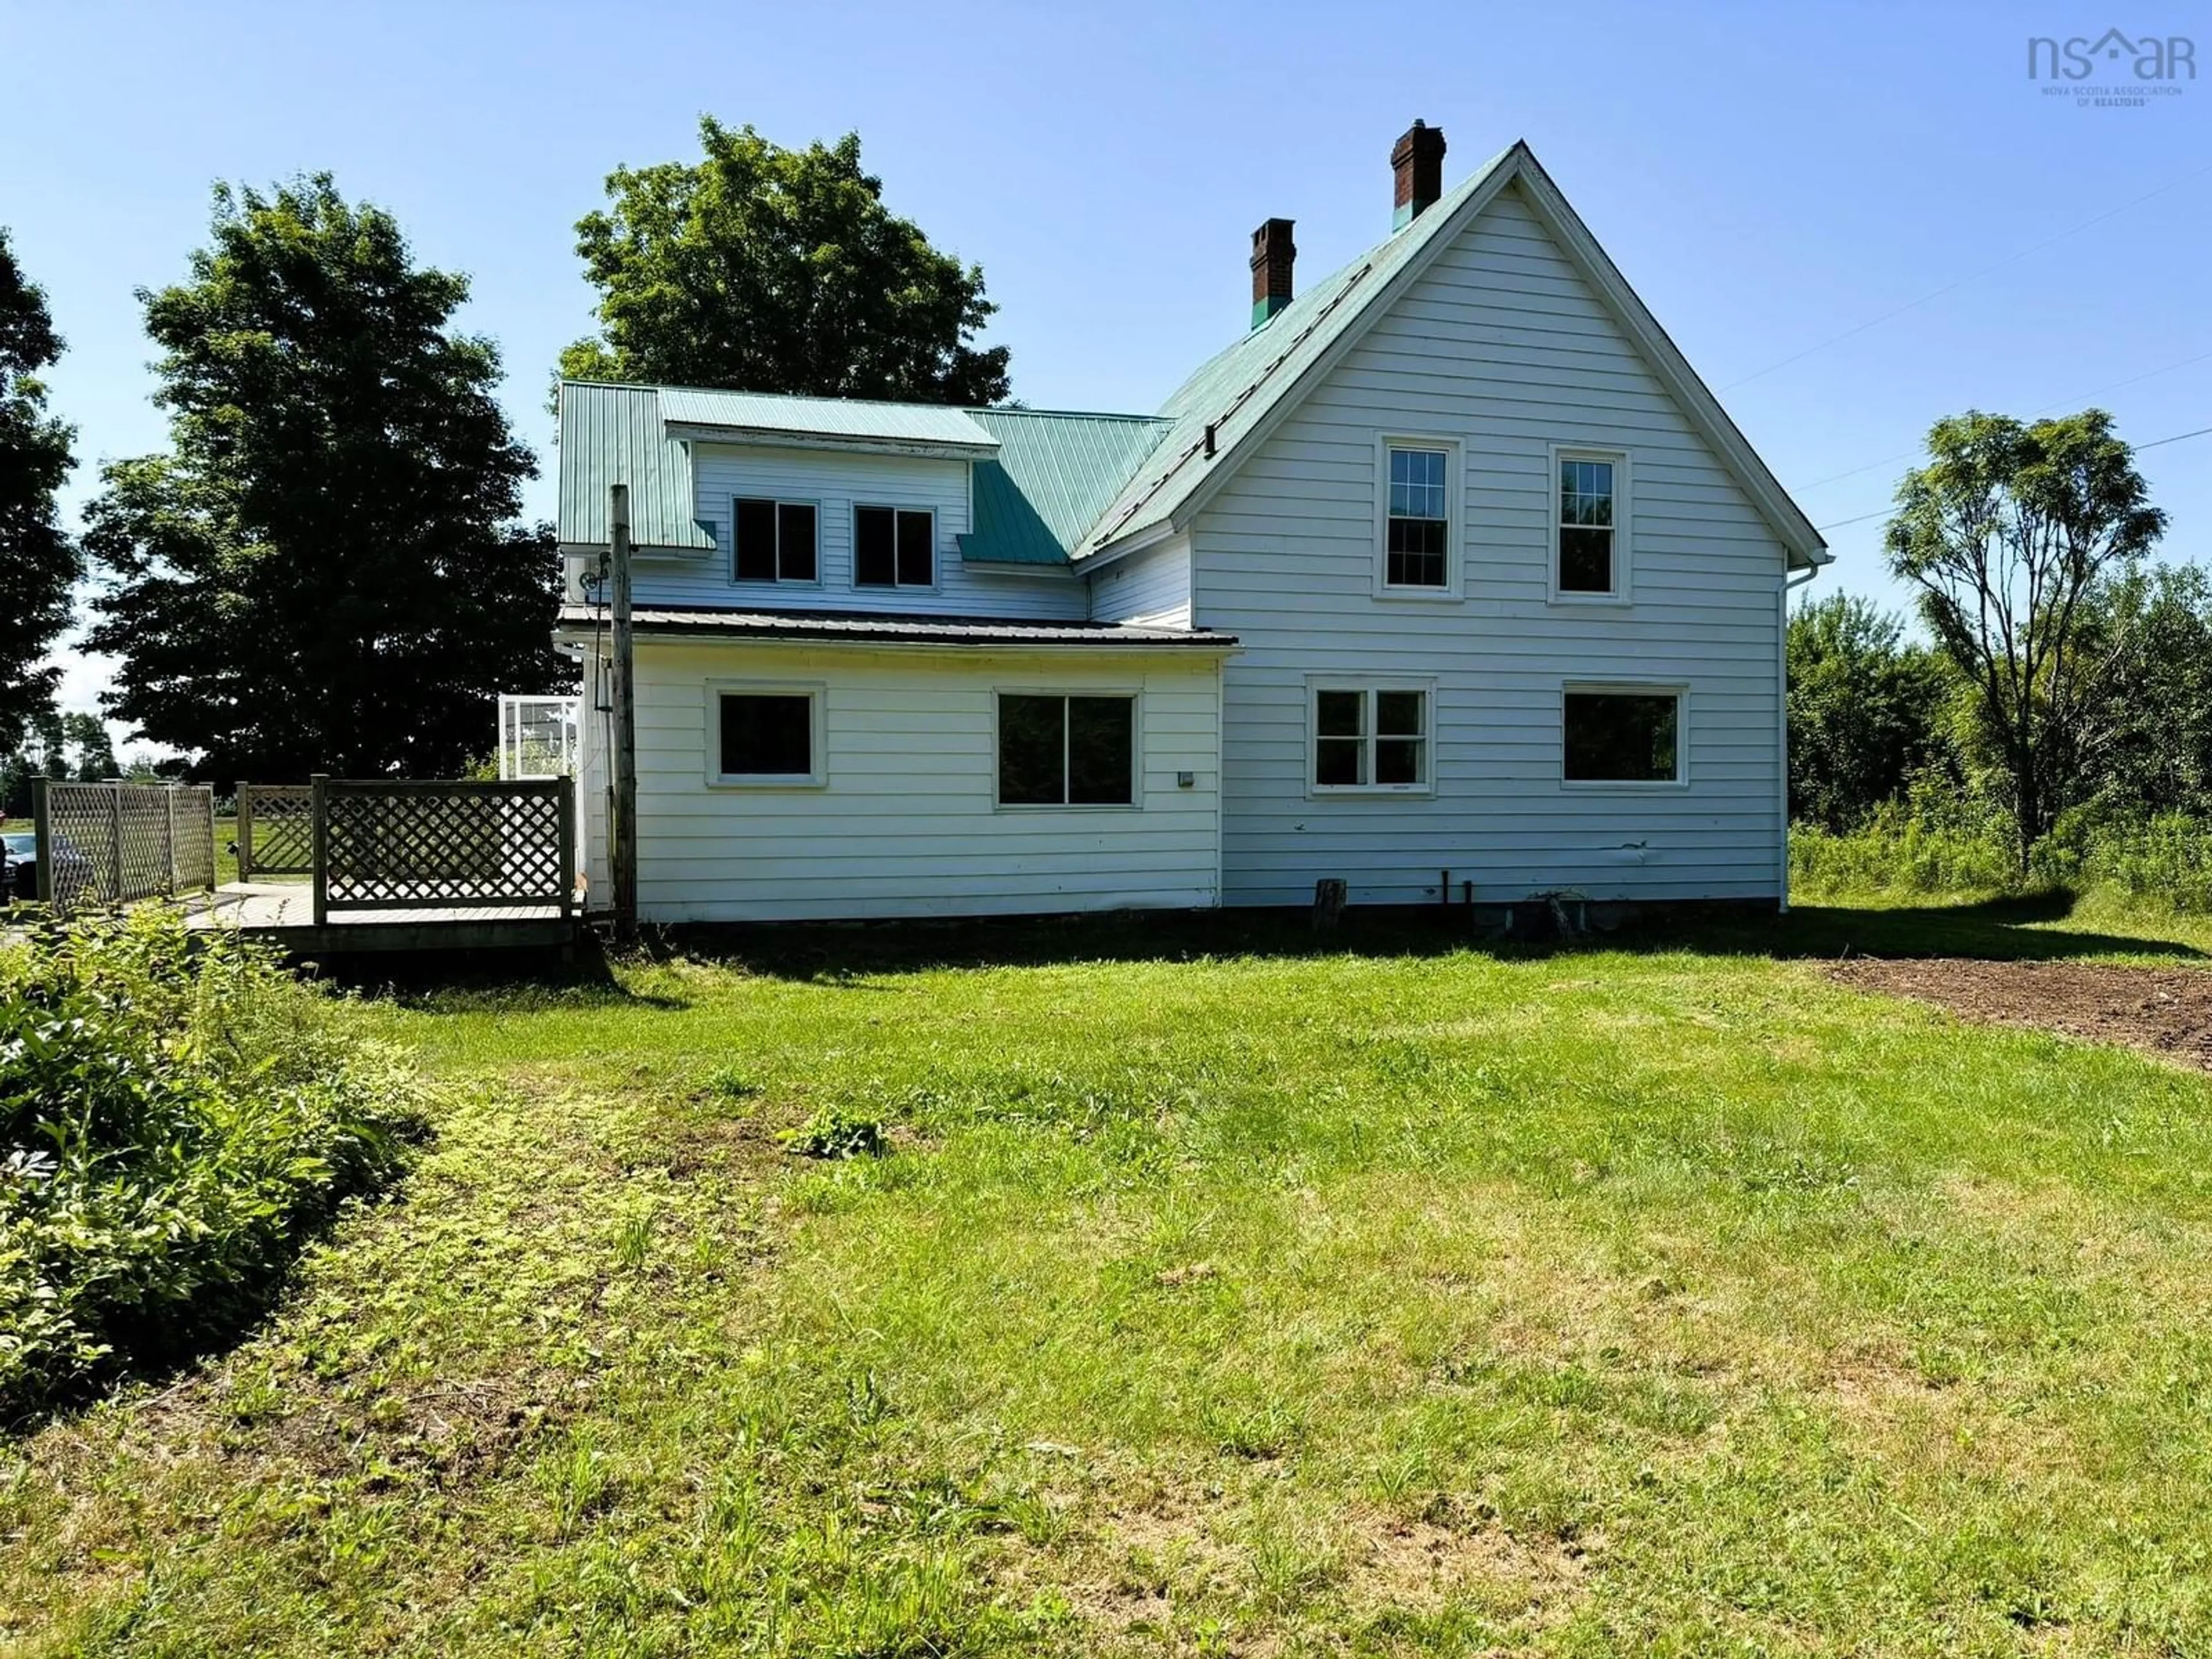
(31, 781, 218, 916)
(316, 778, 574, 918)
(237, 783, 314, 877)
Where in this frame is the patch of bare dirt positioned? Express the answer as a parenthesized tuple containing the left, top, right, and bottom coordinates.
(1827, 958, 2212, 1071)
(1349, 1509, 1590, 1618)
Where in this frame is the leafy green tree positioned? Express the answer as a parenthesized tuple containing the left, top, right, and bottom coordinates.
(0, 710, 66, 821)
(83, 176, 562, 785)
(562, 120, 1011, 404)
(0, 754, 31, 819)
(1884, 410, 2165, 864)
(2077, 563, 2212, 818)
(0, 229, 79, 756)
(1786, 593, 1952, 830)
(60, 712, 118, 782)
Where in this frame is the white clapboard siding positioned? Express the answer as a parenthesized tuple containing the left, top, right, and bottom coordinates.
(599, 639, 1221, 921)
(604, 443, 1089, 620)
(1088, 535, 1193, 627)
(1194, 180, 1790, 908)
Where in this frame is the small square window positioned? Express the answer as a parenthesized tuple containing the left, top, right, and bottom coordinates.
(1564, 690, 1679, 783)
(997, 694, 1135, 806)
(1310, 684, 1431, 792)
(718, 692, 816, 781)
(734, 498, 818, 583)
(855, 505, 934, 588)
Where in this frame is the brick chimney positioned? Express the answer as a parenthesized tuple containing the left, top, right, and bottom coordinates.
(1249, 217, 1296, 329)
(1391, 119, 1447, 229)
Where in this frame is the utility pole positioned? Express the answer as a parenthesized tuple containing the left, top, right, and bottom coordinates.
(609, 483, 638, 942)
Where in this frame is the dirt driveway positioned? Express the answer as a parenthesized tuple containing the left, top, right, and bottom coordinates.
(1827, 958, 2212, 1073)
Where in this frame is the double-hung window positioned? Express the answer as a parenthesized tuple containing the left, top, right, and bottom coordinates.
(712, 685, 825, 786)
(854, 505, 934, 589)
(1384, 444, 1451, 590)
(1552, 448, 1628, 598)
(997, 694, 1135, 807)
(734, 498, 818, 583)
(1563, 686, 1681, 785)
(1310, 681, 1431, 793)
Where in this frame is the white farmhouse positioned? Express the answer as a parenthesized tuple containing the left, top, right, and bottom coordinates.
(555, 125, 1828, 923)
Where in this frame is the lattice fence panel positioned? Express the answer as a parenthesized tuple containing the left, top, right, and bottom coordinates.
(323, 783, 567, 910)
(240, 784, 315, 876)
(171, 791, 216, 892)
(37, 783, 217, 916)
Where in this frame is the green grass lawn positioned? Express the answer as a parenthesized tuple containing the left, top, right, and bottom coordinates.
(8, 902, 2212, 1654)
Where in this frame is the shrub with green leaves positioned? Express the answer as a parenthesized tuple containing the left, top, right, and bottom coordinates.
(0, 910, 423, 1415)
(1793, 798, 2212, 912)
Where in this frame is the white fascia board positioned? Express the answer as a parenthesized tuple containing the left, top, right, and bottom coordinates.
(666, 423, 998, 463)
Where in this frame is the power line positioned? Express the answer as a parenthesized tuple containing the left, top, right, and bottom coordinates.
(1814, 507, 1893, 534)
(1793, 346, 2212, 495)
(1717, 160, 2212, 394)
(2139, 424, 2212, 451)
(1812, 421, 2212, 534)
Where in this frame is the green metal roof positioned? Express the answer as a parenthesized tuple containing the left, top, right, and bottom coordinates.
(1074, 146, 1518, 559)
(657, 385, 998, 453)
(959, 410, 1174, 565)
(556, 382, 718, 554)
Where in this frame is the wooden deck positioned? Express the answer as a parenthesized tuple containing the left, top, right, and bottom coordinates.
(190, 883, 578, 953)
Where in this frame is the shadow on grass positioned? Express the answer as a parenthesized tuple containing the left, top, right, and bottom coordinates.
(634, 888, 2205, 982)
(1702, 889, 2206, 964)
(296, 889, 2203, 1005)
(302, 934, 692, 1011)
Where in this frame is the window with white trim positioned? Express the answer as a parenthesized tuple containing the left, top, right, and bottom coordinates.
(1311, 683, 1430, 791)
(1555, 451, 1624, 596)
(997, 694, 1135, 806)
(734, 498, 818, 583)
(1563, 688, 1680, 783)
(854, 505, 934, 588)
(715, 688, 823, 785)
(1384, 445, 1450, 589)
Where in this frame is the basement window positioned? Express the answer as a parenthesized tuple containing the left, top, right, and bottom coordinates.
(854, 505, 935, 588)
(713, 687, 825, 786)
(1563, 687, 1681, 784)
(734, 498, 819, 583)
(997, 694, 1136, 807)
(1310, 681, 1431, 793)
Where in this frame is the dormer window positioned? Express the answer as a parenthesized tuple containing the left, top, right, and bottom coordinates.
(734, 498, 818, 584)
(854, 505, 934, 589)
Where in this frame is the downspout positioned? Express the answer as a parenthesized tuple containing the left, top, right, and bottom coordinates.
(1778, 561, 1820, 912)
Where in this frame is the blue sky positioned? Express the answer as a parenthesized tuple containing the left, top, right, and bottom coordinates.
(2, 0, 2206, 737)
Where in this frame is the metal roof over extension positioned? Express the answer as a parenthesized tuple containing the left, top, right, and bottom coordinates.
(959, 409, 1174, 566)
(555, 604, 1237, 650)
(556, 382, 719, 555)
(656, 386, 999, 455)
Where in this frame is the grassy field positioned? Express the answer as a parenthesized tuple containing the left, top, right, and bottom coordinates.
(7, 900, 2212, 1654)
